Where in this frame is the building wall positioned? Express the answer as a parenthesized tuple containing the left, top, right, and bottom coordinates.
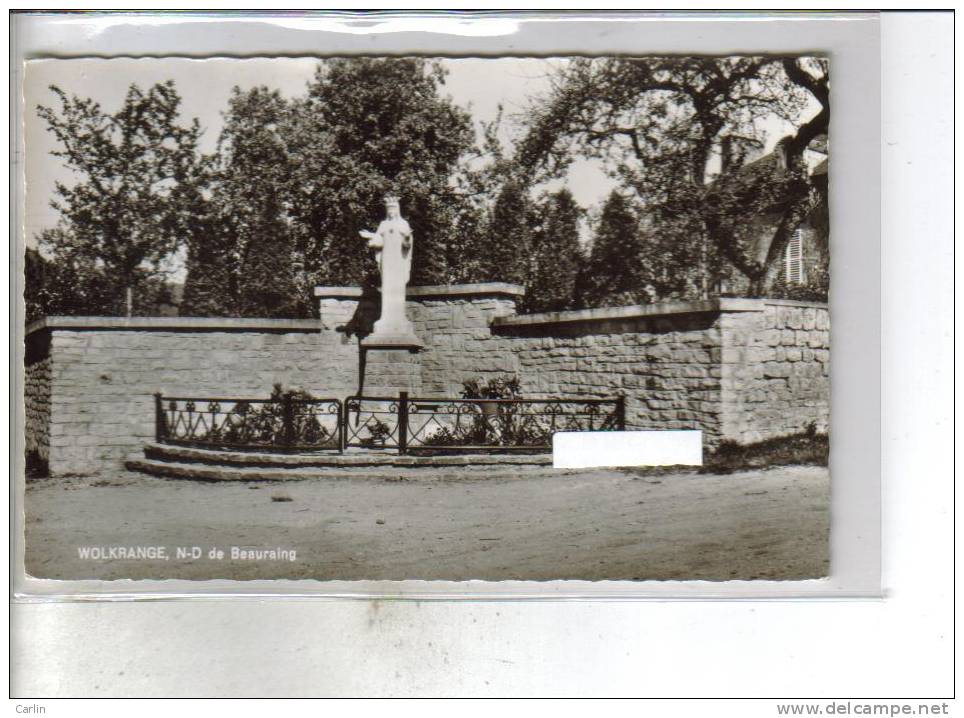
(719, 215, 829, 299)
(25, 288, 829, 475)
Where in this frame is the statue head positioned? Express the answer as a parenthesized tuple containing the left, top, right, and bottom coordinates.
(384, 194, 401, 219)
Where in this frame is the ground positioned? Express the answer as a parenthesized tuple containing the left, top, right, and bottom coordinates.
(23, 465, 828, 581)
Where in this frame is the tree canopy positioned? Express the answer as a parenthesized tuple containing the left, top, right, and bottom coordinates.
(37, 81, 206, 315)
(285, 59, 476, 288)
(516, 56, 829, 298)
(523, 189, 583, 313)
(480, 177, 533, 286)
(32, 56, 830, 323)
(182, 86, 305, 318)
(577, 191, 646, 308)
(181, 58, 479, 316)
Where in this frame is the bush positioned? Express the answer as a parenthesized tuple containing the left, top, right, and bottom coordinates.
(460, 375, 520, 400)
(358, 417, 393, 447)
(195, 384, 330, 448)
(702, 423, 828, 474)
(420, 375, 545, 449)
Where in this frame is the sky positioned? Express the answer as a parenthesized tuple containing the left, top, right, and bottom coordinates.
(22, 56, 614, 253)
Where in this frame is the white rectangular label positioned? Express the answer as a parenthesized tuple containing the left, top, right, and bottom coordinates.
(552, 431, 703, 468)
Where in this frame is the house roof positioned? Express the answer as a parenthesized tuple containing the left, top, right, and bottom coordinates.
(705, 136, 827, 223)
(724, 134, 828, 185)
(710, 135, 829, 267)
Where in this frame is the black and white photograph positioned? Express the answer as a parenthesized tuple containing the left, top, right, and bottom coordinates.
(21, 54, 831, 583)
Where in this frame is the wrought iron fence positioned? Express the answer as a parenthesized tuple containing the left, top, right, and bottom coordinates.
(343, 396, 402, 450)
(155, 392, 625, 455)
(345, 393, 625, 454)
(155, 394, 343, 452)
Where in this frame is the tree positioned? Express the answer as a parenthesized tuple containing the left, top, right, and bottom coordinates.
(182, 87, 307, 318)
(37, 81, 206, 315)
(179, 213, 233, 317)
(523, 189, 583, 313)
(183, 60, 485, 315)
(25, 244, 177, 321)
(516, 56, 829, 297)
(24, 248, 46, 322)
(578, 191, 648, 308)
(479, 177, 533, 285)
(446, 103, 527, 284)
(444, 202, 489, 284)
(24, 246, 112, 321)
(286, 58, 476, 290)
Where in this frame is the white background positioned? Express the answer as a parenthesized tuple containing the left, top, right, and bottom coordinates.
(5, 9, 956, 709)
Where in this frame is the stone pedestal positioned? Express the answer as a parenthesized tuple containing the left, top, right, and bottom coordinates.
(360, 331, 423, 350)
(362, 347, 423, 396)
(360, 293, 422, 350)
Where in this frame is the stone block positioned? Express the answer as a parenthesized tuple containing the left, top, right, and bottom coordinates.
(764, 329, 782, 347)
(762, 362, 791, 378)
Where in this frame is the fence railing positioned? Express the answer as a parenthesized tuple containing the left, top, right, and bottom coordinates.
(345, 393, 625, 454)
(343, 395, 404, 451)
(155, 395, 343, 452)
(155, 392, 625, 455)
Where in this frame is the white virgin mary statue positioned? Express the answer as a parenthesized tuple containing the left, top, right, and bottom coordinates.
(359, 195, 421, 347)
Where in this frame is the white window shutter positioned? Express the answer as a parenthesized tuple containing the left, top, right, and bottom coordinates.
(785, 228, 804, 284)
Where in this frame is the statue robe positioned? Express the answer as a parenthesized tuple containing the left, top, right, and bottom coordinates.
(368, 216, 413, 335)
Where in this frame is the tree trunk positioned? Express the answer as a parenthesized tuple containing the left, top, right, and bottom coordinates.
(748, 274, 766, 298)
(125, 285, 133, 317)
(693, 142, 716, 300)
(699, 232, 709, 300)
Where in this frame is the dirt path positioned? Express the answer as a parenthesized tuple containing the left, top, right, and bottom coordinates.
(23, 465, 828, 581)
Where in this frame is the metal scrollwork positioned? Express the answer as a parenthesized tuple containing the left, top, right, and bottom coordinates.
(155, 393, 624, 455)
(155, 395, 343, 453)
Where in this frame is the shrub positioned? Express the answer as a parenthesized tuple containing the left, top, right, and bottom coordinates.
(359, 417, 393, 447)
(460, 375, 520, 400)
(420, 375, 546, 449)
(205, 384, 330, 448)
(702, 425, 828, 474)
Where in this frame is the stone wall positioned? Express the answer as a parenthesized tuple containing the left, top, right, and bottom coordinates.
(24, 355, 51, 464)
(406, 285, 525, 395)
(492, 308, 727, 443)
(25, 317, 354, 475)
(491, 299, 828, 446)
(718, 301, 831, 443)
(403, 295, 732, 442)
(25, 288, 829, 475)
(325, 288, 828, 448)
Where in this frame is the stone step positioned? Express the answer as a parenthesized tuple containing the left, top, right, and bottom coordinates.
(143, 442, 553, 468)
(125, 457, 562, 482)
